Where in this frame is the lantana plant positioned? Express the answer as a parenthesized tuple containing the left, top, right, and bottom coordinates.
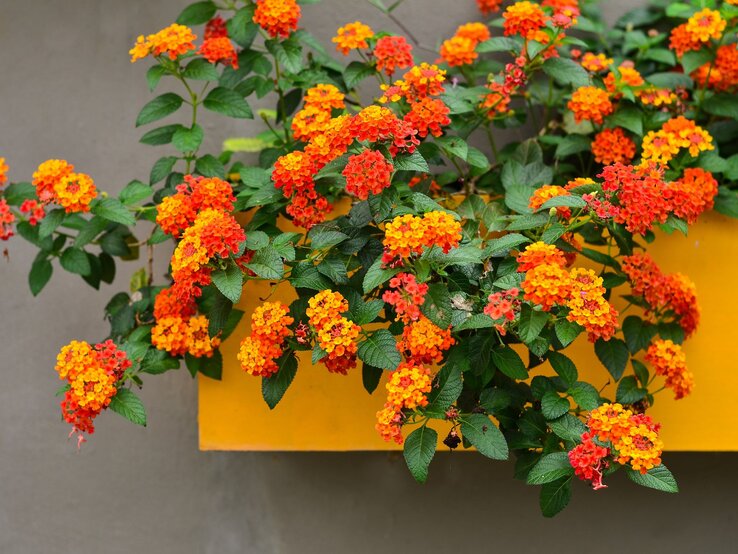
(2, 0, 737, 516)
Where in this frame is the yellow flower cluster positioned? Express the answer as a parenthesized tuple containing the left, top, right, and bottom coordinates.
(641, 116, 713, 165)
(130, 23, 196, 62)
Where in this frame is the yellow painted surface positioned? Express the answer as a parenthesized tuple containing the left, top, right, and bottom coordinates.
(199, 210, 738, 451)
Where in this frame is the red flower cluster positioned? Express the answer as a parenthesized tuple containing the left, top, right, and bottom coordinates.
(156, 175, 236, 237)
(342, 149, 393, 200)
(404, 97, 451, 138)
(568, 432, 609, 490)
(665, 168, 718, 224)
(622, 253, 700, 338)
(484, 288, 521, 335)
(382, 272, 429, 323)
(199, 36, 238, 68)
(373, 35, 414, 76)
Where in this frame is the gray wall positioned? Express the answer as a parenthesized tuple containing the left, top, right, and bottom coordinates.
(1, 1, 736, 553)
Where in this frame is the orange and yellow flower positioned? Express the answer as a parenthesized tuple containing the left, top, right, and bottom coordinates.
(591, 128, 636, 165)
(54, 172, 98, 213)
(385, 361, 433, 409)
(130, 23, 196, 62)
(398, 316, 454, 364)
(254, 0, 301, 39)
(646, 339, 694, 399)
(568, 86, 613, 124)
(332, 21, 373, 55)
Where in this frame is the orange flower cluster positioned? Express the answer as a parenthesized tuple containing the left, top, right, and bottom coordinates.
(641, 116, 713, 165)
(566, 268, 619, 341)
(375, 403, 405, 444)
(684, 8, 725, 43)
(692, 44, 738, 91)
(199, 36, 238, 69)
(528, 185, 571, 218)
(622, 252, 700, 338)
(503, 1, 547, 40)
(645, 339, 694, 400)
(342, 149, 393, 200)
(665, 168, 718, 224)
(404, 97, 451, 138)
(668, 23, 703, 58)
(170, 208, 246, 302)
(0, 199, 15, 240)
(292, 84, 345, 141)
(398, 316, 454, 364)
(382, 272, 429, 323)
(379, 63, 447, 103)
(521, 262, 572, 311)
(637, 87, 678, 107)
(568, 86, 613, 124)
(568, 431, 609, 490)
(598, 163, 670, 235)
(156, 174, 236, 237)
(481, 82, 511, 117)
(31, 159, 98, 213)
(55, 339, 131, 444)
(476, 0, 502, 14)
(580, 52, 612, 72)
(439, 22, 489, 67)
(587, 403, 663, 474)
(0, 157, 7, 186)
(382, 211, 462, 265)
(373, 36, 414, 76)
(516, 241, 567, 272)
(332, 21, 374, 55)
(129, 23, 196, 62)
(591, 128, 636, 165)
(238, 302, 294, 377)
(604, 63, 644, 96)
(385, 361, 433, 409)
(253, 0, 301, 39)
(151, 286, 220, 358)
(306, 290, 361, 374)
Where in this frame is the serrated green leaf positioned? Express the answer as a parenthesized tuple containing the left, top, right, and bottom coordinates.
(595, 338, 629, 381)
(491, 346, 528, 379)
(548, 351, 577, 387)
(461, 414, 508, 460)
(108, 388, 147, 426)
(136, 93, 183, 127)
(403, 426, 437, 483)
(29, 257, 53, 296)
(549, 414, 587, 442)
(91, 198, 136, 226)
(626, 465, 678, 493)
(60, 247, 91, 276)
(527, 452, 573, 485)
(541, 391, 570, 420)
(540, 477, 572, 518)
(357, 329, 401, 370)
(262, 351, 297, 409)
(211, 263, 243, 303)
(203, 87, 253, 118)
(172, 124, 204, 153)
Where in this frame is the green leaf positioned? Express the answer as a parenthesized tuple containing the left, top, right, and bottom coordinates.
(186, 350, 223, 380)
(646, 72, 693, 89)
(172, 124, 204, 153)
(491, 346, 528, 380)
(362, 363, 383, 394)
(403, 426, 438, 483)
(420, 284, 453, 328)
(519, 306, 548, 344)
(146, 65, 166, 92)
(540, 195, 587, 211)
(363, 257, 400, 293)
(703, 94, 738, 119)
(176, 1, 216, 24)
(436, 135, 468, 160)
(568, 382, 600, 410)
(549, 414, 587, 442)
(195, 154, 225, 178)
(393, 151, 429, 172)
(108, 388, 147, 426)
(426, 364, 462, 412)
(141, 349, 180, 375)
(541, 391, 570, 420)
(461, 414, 508, 460)
(622, 315, 656, 354)
(266, 38, 303, 73)
(212, 263, 243, 304)
(357, 329, 401, 370)
(540, 477, 572, 518)
(183, 58, 219, 81)
(595, 338, 629, 381)
(91, 198, 136, 226)
(246, 246, 283, 280)
(150, 156, 177, 184)
(60, 247, 91, 276)
(29, 257, 53, 296)
(626, 465, 678, 493)
(262, 351, 298, 409)
(682, 49, 713, 75)
(119, 181, 153, 205)
(610, 107, 643, 136)
(228, 6, 258, 48)
(555, 135, 591, 158)
(616, 375, 646, 404)
(543, 57, 590, 88)
(38, 208, 65, 239)
(203, 87, 253, 118)
(308, 228, 348, 249)
(476, 37, 521, 53)
(354, 299, 384, 325)
(485, 233, 530, 257)
(140, 124, 179, 146)
(527, 452, 573, 485)
(135, 93, 183, 127)
(344, 61, 374, 88)
(548, 352, 577, 387)
(555, 319, 583, 347)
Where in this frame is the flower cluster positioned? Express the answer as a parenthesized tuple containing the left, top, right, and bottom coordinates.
(253, 0, 301, 39)
(306, 290, 361, 375)
(31, 159, 98, 213)
(568, 86, 613, 124)
(641, 117, 714, 166)
(55, 339, 131, 445)
(591, 128, 636, 166)
(374, 36, 414, 76)
(130, 23, 196, 62)
(573, 403, 664, 478)
(333, 21, 374, 55)
(645, 339, 694, 400)
(622, 252, 700, 338)
(382, 211, 462, 265)
(151, 286, 220, 358)
(382, 272, 429, 323)
(439, 22, 490, 67)
(156, 174, 236, 237)
(292, 84, 345, 141)
(238, 302, 294, 377)
(398, 316, 454, 364)
(528, 185, 571, 218)
(199, 36, 238, 69)
(342, 149, 393, 200)
(484, 288, 521, 335)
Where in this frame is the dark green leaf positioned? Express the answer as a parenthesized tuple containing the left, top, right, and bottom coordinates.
(29, 257, 53, 296)
(38, 208, 65, 239)
(108, 388, 147, 426)
(176, 1, 216, 25)
(183, 58, 219, 81)
(548, 352, 577, 387)
(60, 247, 91, 276)
(616, 376, 646, 404)
(426, 364, 462, 412)
(357, 329, 401, 370)
(136, 93, 183, 127)
(203, 87, 253, 118)
(362, 363, 383, 394)
(172, 124, 204, 153)
(527, 452, 573, 485)
(549, 414, 587, 442)
(626, 465, 678, 493)
(461, 414, 508, 460)
(119, 180, 153, 205)
(212, 263, 243, 303)
(622, 315, 656, 354)
(595, 338, 629, 381)
(393, 151, 429, 172)
(420, 284, 453, 328)
(91, 198, 136, 225)
(491, 346, 528, 380)
(262, 351, 298, 409)
(541, 391, 570, 420)
(540, 477, 572, 518)
(543, 57, 590, 88)
(519, 306, 548, 344)
(403, 426, 438, 483)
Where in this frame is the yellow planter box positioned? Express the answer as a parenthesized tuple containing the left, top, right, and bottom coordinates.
(199, 210, 738, 451)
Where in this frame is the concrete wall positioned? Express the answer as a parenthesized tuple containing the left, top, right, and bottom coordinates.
(1, 1, 736, 552)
